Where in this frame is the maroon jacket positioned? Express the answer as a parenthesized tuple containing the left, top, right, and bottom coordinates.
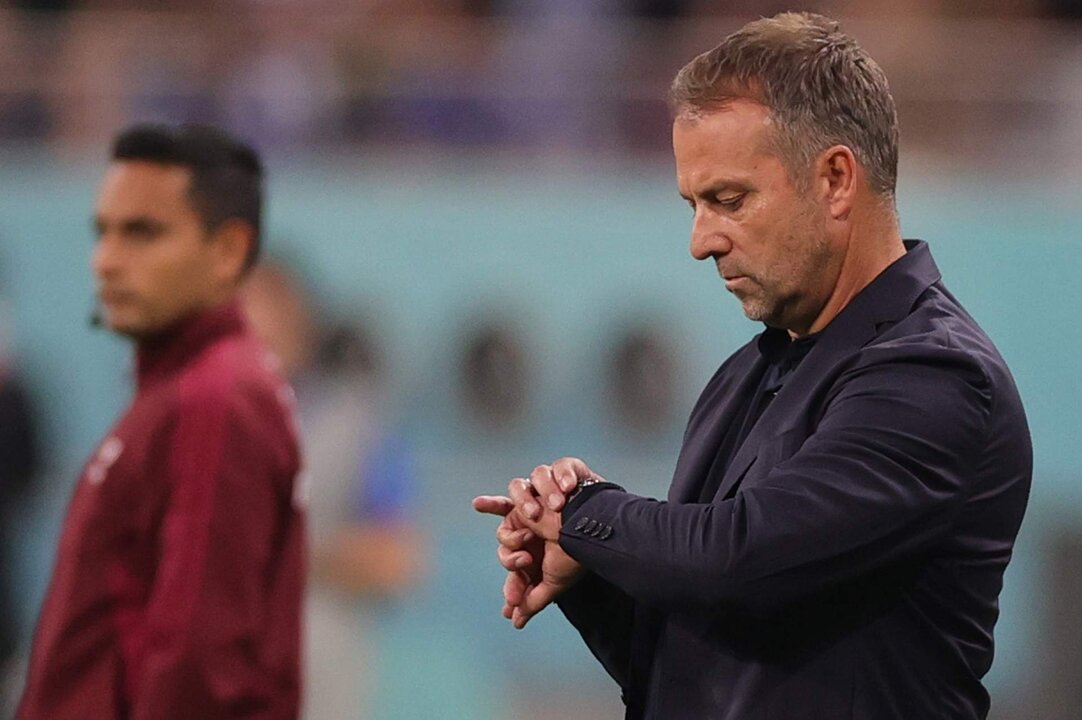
(19, 302, 305, 720)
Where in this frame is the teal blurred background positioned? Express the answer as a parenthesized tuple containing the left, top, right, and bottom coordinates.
(1, 3, 1080, 719)
(1, 154, 1078, 718)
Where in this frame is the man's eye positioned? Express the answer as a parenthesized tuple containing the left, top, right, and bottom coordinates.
(717, 194, 746, 211)
(124, 224, 164, 242)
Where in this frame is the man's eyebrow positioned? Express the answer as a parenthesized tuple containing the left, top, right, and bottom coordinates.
(121, 216, 165, 232)
(699, 180, 749, 197)
(123, 216, 161, 227)
(93, 215, 168, 235)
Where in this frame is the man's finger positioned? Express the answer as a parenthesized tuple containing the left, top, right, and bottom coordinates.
(552, 457, 593, 493)
(511, 580, 564, 629)
(497, 543, 534, 572)
(472, 495, 514, 516)
(495, 517, 533, 550)
(508, 476, 542, 521)
(503, 570, 528, 608)
(528, 464, 567, 513)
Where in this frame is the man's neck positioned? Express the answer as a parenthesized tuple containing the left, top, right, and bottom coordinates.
(798, 214, 905, 338)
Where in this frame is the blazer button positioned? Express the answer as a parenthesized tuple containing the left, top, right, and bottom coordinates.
(584, 519, 599, 534)
(574, 516, 590, 532)
(599, 525, 613, 540)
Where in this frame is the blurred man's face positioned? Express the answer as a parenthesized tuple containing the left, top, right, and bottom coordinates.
(92, 161, 222, 339)
(673, 100, 840, 334)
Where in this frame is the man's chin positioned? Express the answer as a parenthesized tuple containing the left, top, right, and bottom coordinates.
(735, 296, 766, 321)
(101, 314, 156, 341)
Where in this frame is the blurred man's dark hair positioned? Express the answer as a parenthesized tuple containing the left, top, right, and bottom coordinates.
(111, 123, 264, 270)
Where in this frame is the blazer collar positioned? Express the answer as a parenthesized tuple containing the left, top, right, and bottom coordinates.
(809, 239, 941, 352)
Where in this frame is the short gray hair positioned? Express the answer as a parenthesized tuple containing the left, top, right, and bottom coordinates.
(670, 12, 899, 198)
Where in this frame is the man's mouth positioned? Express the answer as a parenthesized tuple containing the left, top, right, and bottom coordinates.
(98, 289, 135, 305)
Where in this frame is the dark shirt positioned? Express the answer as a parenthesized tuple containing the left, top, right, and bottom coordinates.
(697, 330, 817, 503)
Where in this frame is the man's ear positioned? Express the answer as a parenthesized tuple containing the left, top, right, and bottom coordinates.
(814, 145, 858, 222)
(209, 219, 253, 285)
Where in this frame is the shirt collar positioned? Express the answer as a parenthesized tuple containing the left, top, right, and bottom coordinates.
(136, 300, 246, 387)
(757, 326, 818, 365)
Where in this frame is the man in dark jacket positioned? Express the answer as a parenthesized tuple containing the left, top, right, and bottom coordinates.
(475, 12, 1031, 720)
(19, 124, 305, 720)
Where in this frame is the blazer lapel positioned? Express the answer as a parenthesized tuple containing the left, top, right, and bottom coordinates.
(669, 348, 767, 504)
(710, 322, 873, 502)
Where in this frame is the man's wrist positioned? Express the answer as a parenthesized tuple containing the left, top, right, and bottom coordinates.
(562, 477, 620, 518)
(565, 476, 606, 505)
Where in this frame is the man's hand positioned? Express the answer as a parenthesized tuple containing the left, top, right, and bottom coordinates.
(512, 458, 601, 530)
(473, 476, 588, 627)
(471, 493, 543, 619)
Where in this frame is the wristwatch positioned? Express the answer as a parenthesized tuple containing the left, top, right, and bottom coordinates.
(565, 475, 607, 506)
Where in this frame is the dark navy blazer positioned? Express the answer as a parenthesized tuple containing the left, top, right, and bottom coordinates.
(556, 241, 1031, 720)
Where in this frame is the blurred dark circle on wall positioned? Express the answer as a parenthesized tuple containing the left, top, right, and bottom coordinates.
(0, 94, 52, 141)
(605, 324, 679, 436)
(458, 321, 531, 430)
(316, 320, 384, 381)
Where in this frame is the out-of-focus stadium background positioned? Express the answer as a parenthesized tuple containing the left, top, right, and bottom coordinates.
(0, 1, 1079, 718)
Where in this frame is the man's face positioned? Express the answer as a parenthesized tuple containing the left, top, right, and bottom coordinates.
(673, 101, 840, 333)
(92, 161, 222, 339)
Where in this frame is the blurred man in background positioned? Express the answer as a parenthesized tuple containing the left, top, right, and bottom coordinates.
(476, 12, 1031, 720)
(18, 124, 305, 720)
(242, 261, 423, 720)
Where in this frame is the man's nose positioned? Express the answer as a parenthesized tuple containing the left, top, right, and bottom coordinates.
(92, 236, 121, 278)
(689, 210, 731, 261)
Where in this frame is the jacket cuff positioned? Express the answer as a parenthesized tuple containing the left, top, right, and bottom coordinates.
(562, 481, 624, 518)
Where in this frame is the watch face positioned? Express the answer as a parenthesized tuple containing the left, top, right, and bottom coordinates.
(569, 477, 603, 500)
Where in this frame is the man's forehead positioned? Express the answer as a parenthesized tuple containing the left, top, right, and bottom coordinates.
(101, 160, 192, 194)
(673, 102, 777, 188)
(673, 100, 774, 143)
(97, 161, 194, 213)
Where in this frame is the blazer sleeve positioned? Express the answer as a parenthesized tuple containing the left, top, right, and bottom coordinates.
(130, 379, 296, 720)
(558, 343, 995, 616)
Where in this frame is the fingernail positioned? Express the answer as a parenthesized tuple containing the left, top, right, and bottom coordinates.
(516, 555, 530, 568)
(524, 502, 539, 518)
(548, 493, 562, 510)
